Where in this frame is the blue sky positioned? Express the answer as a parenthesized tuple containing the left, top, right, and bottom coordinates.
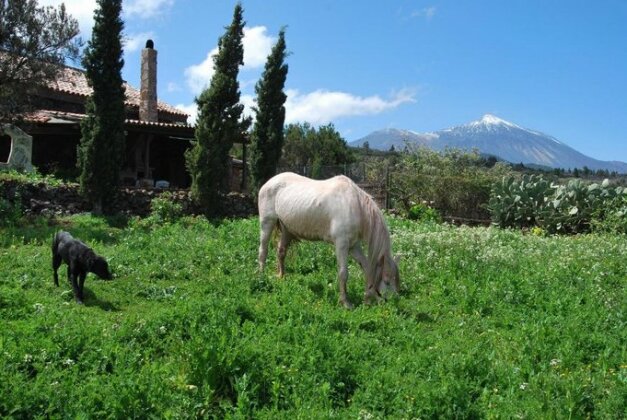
(45, 0, 627, 162)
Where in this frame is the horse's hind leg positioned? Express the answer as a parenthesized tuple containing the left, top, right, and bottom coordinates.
(277, 225, 293, 277)
(258, 217, 276, 272)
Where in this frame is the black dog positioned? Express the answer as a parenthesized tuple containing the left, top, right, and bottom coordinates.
(52, 231, 112, 304)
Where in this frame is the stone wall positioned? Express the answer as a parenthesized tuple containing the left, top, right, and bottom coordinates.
(0, 179, 256, 219)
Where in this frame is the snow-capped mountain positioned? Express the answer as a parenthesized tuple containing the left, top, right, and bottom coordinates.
(351, 115, 627, 173)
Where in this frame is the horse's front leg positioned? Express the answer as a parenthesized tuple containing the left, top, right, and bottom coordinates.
(350, 244, 379, 305)
(336, 241, 353, 309)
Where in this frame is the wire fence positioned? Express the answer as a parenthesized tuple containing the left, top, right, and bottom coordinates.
(275, 163, 390, 208)
(273, 163, 497, 225)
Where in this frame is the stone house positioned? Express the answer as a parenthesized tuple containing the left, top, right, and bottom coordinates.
(1, 40, 195, 188)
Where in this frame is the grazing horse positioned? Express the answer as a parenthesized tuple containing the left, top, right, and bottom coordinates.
(258, 172, 400, 308)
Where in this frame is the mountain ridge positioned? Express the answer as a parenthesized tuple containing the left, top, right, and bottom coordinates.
(350, 115, 627, 173)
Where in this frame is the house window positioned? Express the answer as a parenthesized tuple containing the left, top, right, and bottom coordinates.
(0, 134, 11, 163)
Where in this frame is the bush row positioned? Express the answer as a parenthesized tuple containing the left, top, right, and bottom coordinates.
(488, 174, 627, 233)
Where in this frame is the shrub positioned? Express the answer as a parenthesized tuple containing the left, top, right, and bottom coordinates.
(489, 175, 627, 234)
(0, 168, 64, 187)
(148, 192, 183, 225)
(407, 202, 442, 223)
(0, 181, 23, 227)
(391, 147, 511, 221)
(0, 195, 22, 227)
(488, 174, 551, 229)
(590, 184, 627, 234)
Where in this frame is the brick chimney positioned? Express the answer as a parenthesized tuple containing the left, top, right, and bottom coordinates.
(140, 39, 158, 122)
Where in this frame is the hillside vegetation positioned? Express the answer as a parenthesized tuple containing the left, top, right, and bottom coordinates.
(1, 215, 625, 418)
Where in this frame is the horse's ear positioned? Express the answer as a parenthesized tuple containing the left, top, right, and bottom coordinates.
(378, 255, 385, 267)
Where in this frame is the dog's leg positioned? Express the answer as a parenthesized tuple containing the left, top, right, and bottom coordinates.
(78, 272, 87, 302)
(52, 253, 62, 287)
(69, 265, 82, 304)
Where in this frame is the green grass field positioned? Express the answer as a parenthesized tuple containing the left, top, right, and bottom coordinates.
(1, 214, 625, 418)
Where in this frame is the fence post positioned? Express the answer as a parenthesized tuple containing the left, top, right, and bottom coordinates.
(385, 165, 390, 210)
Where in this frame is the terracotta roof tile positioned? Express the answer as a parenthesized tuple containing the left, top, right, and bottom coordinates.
(48, 66, 189, 118)
(25, 109, 194, 132)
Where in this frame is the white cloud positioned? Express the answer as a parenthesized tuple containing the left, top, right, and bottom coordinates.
(177, 95, 255, 126)
(176, 88, 416, 128)
(240, 94, 257, 121)
(242, 26, 275, 69)
(184, 47, 219, 94)
(284, 88, 416, 125)
(175, 103, 198, 125)
(411, 6, 437, 21)
(167, 82, 182, 93)
(124, 32, 156, 53)
(183, 26, 274, 95)
(124, 0, 175, 19)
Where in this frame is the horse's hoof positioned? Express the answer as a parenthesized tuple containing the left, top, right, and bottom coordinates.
(340, 301, 354, 310)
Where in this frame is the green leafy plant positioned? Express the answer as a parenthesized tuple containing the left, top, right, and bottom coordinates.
(0, 215, 625, 417)
(0, 195, 22, 227)
(590, 183, 627, 233)
(148, 192, 183, 224)
(488, 174, 551, 228)
(489, 175, 625, 234)
(392, 147, 511, 222)
(407, 202, 442, 223)
(0, 168, 65, 187)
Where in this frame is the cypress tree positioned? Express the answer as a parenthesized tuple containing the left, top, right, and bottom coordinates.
(249, 29, 288, 193)
(185, 3, 250, 215)
(77, 0, 125, 214)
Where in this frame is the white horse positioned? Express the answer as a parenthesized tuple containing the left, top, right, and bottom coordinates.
(257, 172, 400, 308)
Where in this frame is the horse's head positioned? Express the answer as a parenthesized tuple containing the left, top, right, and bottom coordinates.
(375, 254, 400, 297)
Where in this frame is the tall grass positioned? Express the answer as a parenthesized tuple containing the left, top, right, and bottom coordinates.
(1, 215, 625, 418)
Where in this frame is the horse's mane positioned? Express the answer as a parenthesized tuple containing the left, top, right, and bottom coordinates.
(351, 181, 391, 282)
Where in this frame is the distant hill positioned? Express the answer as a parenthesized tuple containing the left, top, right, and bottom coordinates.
(351, 114, 627, 173)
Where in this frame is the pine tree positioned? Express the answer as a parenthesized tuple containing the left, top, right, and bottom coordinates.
(77, 0, 125, 214)
(185, 3, 250, 215)
(0, 0, 80, 123)
(249, 29, 288, 193)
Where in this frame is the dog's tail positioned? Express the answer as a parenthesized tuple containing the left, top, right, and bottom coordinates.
(51, 231, 64, 286)
(52, 231, 59, 255)
(51, 231, 64, 253)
